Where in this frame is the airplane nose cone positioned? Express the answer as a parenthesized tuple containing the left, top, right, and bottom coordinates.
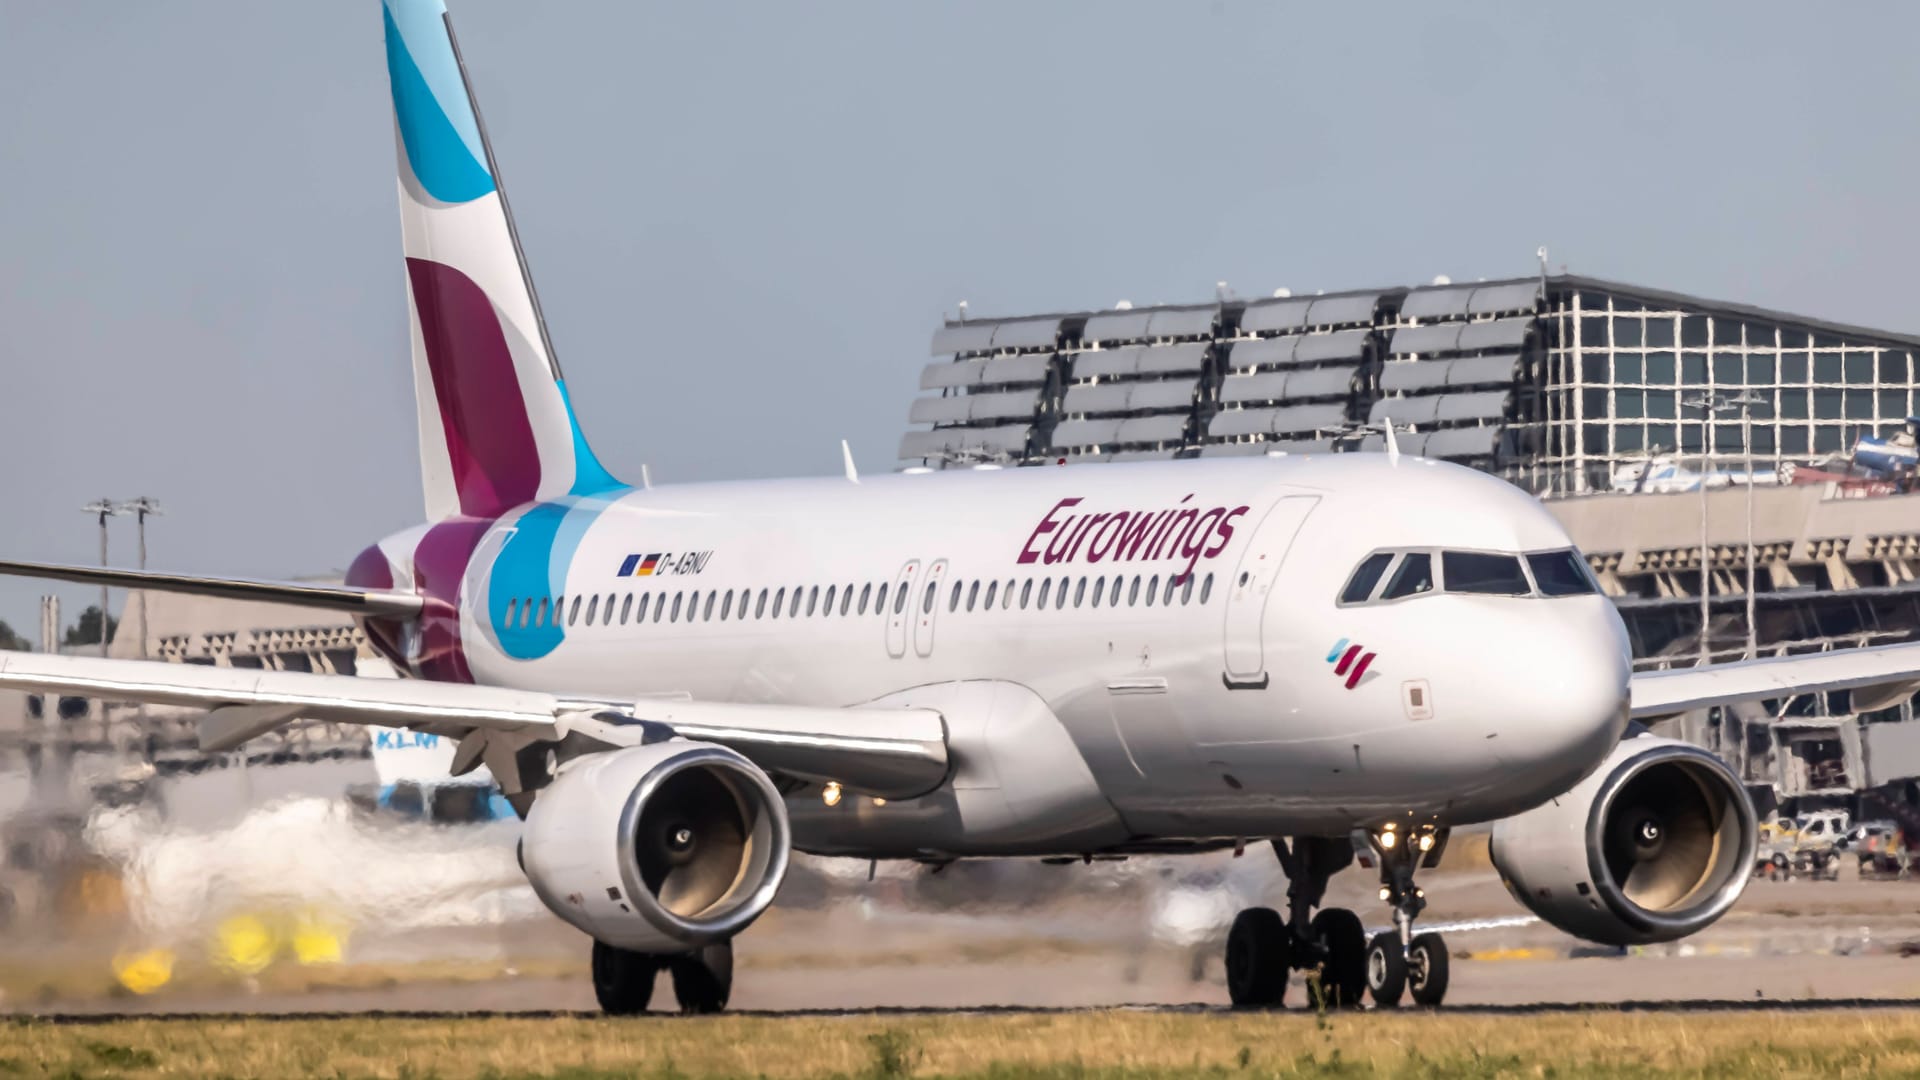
(1478, 597, 1631, 811)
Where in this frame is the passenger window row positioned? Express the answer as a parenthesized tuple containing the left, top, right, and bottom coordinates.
(504, 581, 889, 631)
(936, 571, 1215, 614)
(499, 571, 1218, 631)
(1338, 548, 1597, 605)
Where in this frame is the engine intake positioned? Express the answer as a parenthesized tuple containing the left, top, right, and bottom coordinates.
(1490, 734, 1755, 945)
(521, 741, 790, 952)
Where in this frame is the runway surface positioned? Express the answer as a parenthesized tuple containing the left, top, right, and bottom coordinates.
(18, 996, 1920, 1023)
(9, 827, 1920, 1018)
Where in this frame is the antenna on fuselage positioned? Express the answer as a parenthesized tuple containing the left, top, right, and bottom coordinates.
(640, 464, 653, 490)
(1383, 421, 1401, 464)
(842, 440, 860, 484)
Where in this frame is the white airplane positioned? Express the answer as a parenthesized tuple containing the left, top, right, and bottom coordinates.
(8, 0, 1920, 1014)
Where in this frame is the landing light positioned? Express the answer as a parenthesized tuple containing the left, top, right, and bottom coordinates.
(872, 797, 888, 807)
(1418, 833, 1435, 852)
(822, 782, 843, 807)
(1379, 830, 1397, 850)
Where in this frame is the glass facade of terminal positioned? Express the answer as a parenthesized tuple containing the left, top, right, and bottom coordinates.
(1546, 290, 1920, 491)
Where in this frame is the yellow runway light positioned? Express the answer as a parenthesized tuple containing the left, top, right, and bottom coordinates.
(112, 948, 175, 995)
(213, 913, 279, 975)
(290, 912, 346, 966)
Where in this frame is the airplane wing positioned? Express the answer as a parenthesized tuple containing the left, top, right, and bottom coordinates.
(0, 559, 423, 617)
(1630, 641, 1920, 720)
(0, 651, 949, 800)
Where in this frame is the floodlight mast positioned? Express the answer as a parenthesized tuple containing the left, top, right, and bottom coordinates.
(118, 498, 162, 660)
(79, 499, 123, 658)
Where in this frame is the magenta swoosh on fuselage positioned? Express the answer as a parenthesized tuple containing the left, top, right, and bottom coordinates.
(411, 516, 493, 684)
(406, 257, 542, 518)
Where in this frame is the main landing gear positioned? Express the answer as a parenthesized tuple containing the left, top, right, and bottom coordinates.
(1357, 823, 1449, 1008)
(1224, 829, 1451, 1010)
(1226, 837, 1365, 1009)
(592, 939, 734, 1015)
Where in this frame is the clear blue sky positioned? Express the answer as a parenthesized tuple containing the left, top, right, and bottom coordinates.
(4, 1, 1919, 637)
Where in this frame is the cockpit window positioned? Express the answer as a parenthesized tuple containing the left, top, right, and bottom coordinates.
(1527, 550, 1598, 596)
(1441, 551, 1530, 596)
(1379, 552, 1434, 600)
(1340, 552, 1395, 604)
(1343, 546, 1600, 605)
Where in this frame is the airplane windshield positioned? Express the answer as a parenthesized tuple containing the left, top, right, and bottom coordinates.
(1527, 550, 1599, 596)
(1338, 547, 1600, 604)
(1442, 552, 1530, 596)
(1340, 552, 1395, 604)
(1380, 553, 1434, 600)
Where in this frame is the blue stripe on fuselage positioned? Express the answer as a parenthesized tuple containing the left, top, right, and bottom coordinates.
(485, 490, 629, 661)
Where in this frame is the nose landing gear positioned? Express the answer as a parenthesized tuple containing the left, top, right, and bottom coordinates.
(1357, 824, 1450, 1008)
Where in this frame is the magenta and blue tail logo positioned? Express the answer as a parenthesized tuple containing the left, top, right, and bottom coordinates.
(1326, 638, 1377, 690)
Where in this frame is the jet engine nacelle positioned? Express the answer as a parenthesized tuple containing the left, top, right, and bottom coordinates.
(520, 741, 790, 952)
(1489, 733, 1756, 946)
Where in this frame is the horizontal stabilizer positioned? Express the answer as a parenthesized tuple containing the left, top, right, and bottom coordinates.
(0, 559, 424, 618)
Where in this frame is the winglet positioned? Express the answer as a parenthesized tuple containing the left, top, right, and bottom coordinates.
(842, 440, 860, 484)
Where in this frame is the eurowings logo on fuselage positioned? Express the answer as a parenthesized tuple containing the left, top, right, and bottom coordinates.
(1326, 638, 1377, 690)
(1018, 494, 1251, 584)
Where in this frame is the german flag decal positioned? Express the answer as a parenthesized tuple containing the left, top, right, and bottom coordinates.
(618, 553, 662, 577)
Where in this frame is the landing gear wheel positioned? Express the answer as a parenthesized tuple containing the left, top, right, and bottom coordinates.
(669, 942, 734, 1015)
(591, 940, 661, 1016)
(1407, 932, 1449, 1007)
(1365, 932, 1407, 1008)
(1307, 908, 1366, 1009)
(1225, 906, 1290, 1008)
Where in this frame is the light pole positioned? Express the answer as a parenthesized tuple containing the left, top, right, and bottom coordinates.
(118, 498, 162, 660)
(1681, 390, 1764, 665)
(1734, 398, 1762, 660)
(79, 499, 124, 657)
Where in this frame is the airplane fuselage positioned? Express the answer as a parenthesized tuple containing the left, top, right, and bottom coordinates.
(353, 453, 1631, 856)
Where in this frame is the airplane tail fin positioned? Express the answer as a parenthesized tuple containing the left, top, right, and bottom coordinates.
(383, 0, 618, 520)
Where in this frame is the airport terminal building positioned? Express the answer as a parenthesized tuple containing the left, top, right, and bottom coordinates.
(902, 274, 1920, 497)
(904, 276, 1920, 821)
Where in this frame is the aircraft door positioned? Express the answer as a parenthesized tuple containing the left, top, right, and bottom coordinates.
(1221, 495, 1320, 688)
(913, 558, 949, 658)
(885, 559, 920, 659)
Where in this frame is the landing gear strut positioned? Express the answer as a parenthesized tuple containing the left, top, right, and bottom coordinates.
(1357, 824, 1450, 1008)
(591, 940, 734, 1015)
(1224, 837, 1366, 1009)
